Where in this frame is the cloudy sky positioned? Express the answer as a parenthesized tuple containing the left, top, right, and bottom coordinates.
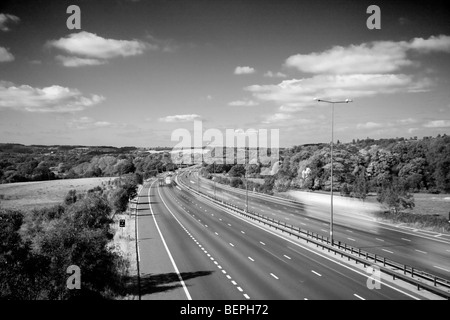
(0, 0, 449, 147)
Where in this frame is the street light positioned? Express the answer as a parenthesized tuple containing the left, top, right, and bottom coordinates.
(315, 98, 353, 246)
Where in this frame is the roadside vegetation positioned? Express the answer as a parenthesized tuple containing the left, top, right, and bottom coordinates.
(0, 173, 141, 300)
(199, 135, 450, 230)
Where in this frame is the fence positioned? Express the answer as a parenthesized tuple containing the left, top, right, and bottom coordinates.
(178, 174, 450, 299)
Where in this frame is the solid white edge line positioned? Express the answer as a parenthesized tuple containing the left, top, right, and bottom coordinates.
(354, 294, 365, 300)
(149, 180, 192, 300)
(177, 172, 423, 300)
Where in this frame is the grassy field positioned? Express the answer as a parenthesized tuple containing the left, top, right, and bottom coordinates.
(410, 193, 450, 218)
(0, 177, 117, 211)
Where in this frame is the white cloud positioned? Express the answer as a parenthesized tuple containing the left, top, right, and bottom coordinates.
(285, 42, 412, 74)
(0, 81, 105, 113)
(0, 47, 14, 62)
(55, 55, 106, 67)
(356, 122, 384, 129)
(234, 66, 256, 75)
(285, 35, 450, 75)
(68, 117, 114, 129)
(228, 99, 259, 107)
(246, 74, 430, 111)
(262, 113, 293, 124)
(159, 114, 202, 123)
(264, 71, 287, 78)
(0, 13, 20, 32)
(423, 120, 450, 128)
(409, 35, 450, 53)
(48, 31, 150, 61)
(397, 118, 418, 125)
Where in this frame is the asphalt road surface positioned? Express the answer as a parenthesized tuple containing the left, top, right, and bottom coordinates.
(135, 175, 441, 300)
(181, 171, 450, 282)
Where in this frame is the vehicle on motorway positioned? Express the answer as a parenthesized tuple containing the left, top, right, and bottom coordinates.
(165, 175, 173, 186)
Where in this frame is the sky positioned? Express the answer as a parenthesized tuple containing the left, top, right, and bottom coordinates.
(0, 0, 449, 148)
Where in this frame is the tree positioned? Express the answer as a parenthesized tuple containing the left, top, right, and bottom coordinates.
(376, 178, 414, 213)
(109, 188, 129, 213)
(228, 165, 246, 177)
(352, 171, 368, 199)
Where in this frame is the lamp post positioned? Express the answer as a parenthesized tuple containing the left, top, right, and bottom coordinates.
(316, 98, 353, 246)
(213, 161, 217, 200)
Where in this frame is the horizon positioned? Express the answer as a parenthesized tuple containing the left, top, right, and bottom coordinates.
(1, 132, 446, 150)
(1, 0, 450, 147)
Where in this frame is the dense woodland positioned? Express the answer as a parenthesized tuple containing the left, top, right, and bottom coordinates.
(0, 144, 175, 183)
(1, 134, 450, 212)
(200, 135, 450, 213)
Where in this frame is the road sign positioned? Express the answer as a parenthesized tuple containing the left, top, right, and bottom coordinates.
(119, 219, 125, 227)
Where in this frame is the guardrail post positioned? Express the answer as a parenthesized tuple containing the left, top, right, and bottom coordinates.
(433, 277, 436, 287)
(404, 265, 407, 275)
(358, 248, 360, 257)
(366, 252, 368, 260)
(383, 257, 386, 267)
(411, 267, 414, 278)
(374, 254, 377, 263)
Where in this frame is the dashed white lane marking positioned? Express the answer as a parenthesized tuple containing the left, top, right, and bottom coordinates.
(157, 184, 251, 300)
(347, 238, 356, 242)
(248, 257, 255, 262)
(434, 266, 450, 272)
(215, 232, 219, 236)
(376, 238, 384, 242)
(415, 249, 427, 254)
(260, 241, 266, 246)
(305, 218, 310, 220)
(270, 273, 279, 280)
(228, 223, 232, 227)
(219, 218, 222, 221)
(283, 255, 291, 260)
(354, 294, 365, 300)
(402, 238, 411, 242)
(382, 249, 394, 254)
(285, 217, 290, 220)
(321, 229, 327, 232)
(304, 298, 308, 300)
(311, 270, 322, 277)
(346, 230, 353, 233)
(300, 222, 307, 226)
(231, 280, 237, 285)
(205, 225, 208, 228)
(241, 230, 245, 234)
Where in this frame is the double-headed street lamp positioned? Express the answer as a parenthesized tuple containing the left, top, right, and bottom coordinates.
(316, 98, 353, 246)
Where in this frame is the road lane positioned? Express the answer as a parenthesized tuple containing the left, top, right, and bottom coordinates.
(159, 179, 426, 299)
(185, 171, 450, 280)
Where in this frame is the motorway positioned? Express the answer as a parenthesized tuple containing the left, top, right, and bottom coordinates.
(134, 173, 442, 300)
(182, 171, 450, 281)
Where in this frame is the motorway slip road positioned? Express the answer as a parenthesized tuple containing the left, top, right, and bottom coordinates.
(135, 178, 442, 300)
